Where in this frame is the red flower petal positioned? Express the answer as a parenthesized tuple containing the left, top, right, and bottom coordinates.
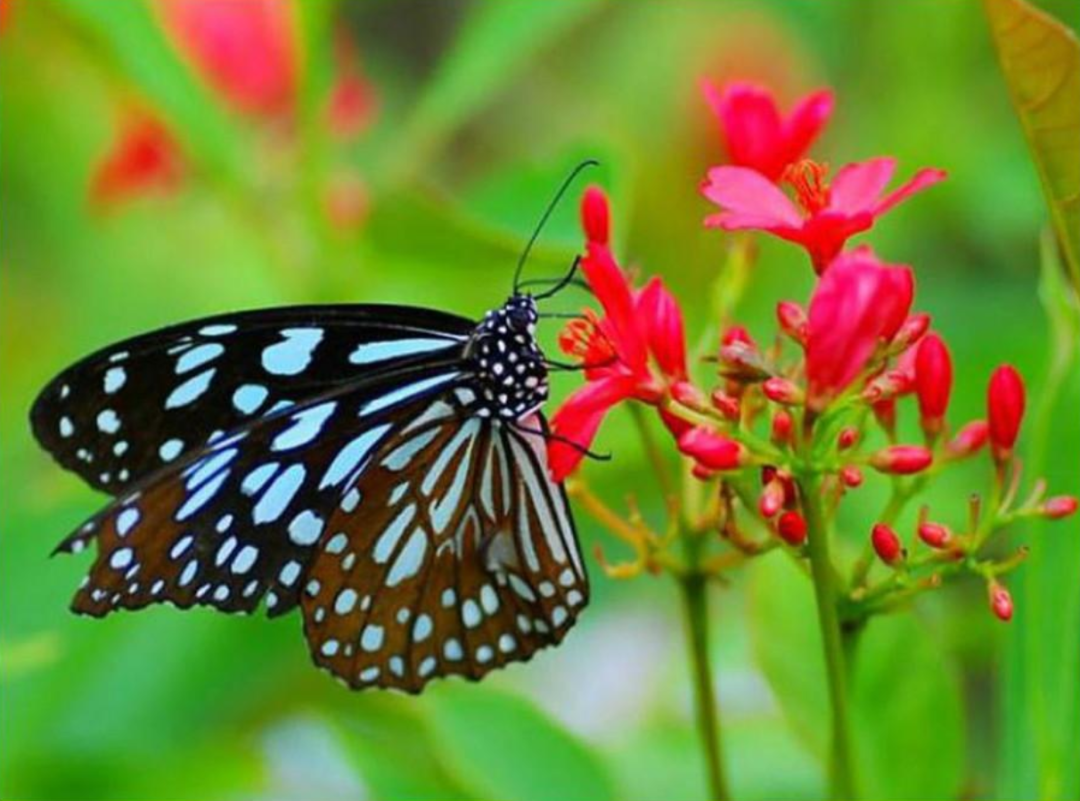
(702, 166, 803, 230)
(872, 167, 947, 216)
(827, 157, 896, 214)
(637, 277, 687, 381)
(548, 375, 637, 480)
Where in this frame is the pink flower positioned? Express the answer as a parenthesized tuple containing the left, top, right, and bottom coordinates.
(157, 0, 297, 119)
(90, 108, 183, 207)
(702, 80, 833, 180)
(549, 187, 689, 480)
(326, 36, 377, 140)
(702, 157, 946, 272)
(804, 248, 914, 411)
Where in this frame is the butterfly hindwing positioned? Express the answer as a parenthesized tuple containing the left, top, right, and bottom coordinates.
(302, 405, 589, 693)
(64, 363, 467, 619)
(30, 305, 473, 495)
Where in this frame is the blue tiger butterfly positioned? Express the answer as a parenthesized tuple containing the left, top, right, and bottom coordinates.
(30, 164, 597, 692)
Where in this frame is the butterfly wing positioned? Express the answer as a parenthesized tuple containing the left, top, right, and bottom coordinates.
(31, 305, 472, 494)
(301, 405, 588, 693)
(61, 360, 468, 620)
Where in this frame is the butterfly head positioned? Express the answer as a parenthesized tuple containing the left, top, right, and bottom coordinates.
(470, 294, 548, 420)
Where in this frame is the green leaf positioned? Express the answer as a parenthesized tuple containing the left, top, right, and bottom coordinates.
(425, 685, 616, 801)
(747, 556, 965, 800)
(380, 1, 602, 184)
(985, 0, 1080, 291)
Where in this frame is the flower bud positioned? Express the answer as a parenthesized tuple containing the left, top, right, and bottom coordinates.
(946, 419, 989, 458)
(691, 463, 715, 481)
(873, 398, 897, 438)
(581, 186, 610, 245)
(988, 365, 1025, 461)
(776, 301, 808, 344)
(677, 427, 746, 471)
(1043, 496, 1079, 520)
(768, 410, 793, 446)
(721, 325, 757, 349)
(989, 583, 1013, 622)
(838, 427, 859, 450)
(671, 380, 707, 411)
(871, 523, 904, 565)
(840, 466, 863, 488)
(762, 376, 803, 405)
(862, 369, 914, 403)
(718, 341, 770, 382)
(869, 445, 933, 475)
(759, 479, 785, 518)
(915, 332, 952, 436)
(710, 389, 741, 421)
(891, 313, 931, 353)
(917, 521, 951, 549)
(777, 510, 807, 546)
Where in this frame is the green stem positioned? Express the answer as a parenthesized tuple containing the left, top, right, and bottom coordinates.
(801, 474, 857, 800)
(679, 566, 731, 801)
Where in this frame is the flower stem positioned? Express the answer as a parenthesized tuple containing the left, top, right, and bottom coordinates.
(800, 473, 858, 800)
(678, 566, 731, 801)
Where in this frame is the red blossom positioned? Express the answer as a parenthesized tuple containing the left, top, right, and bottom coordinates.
(805, 248, 914, 411)
(918, 521, 952, 549)
(548, 187, 689, 480)
(157, 0, 297, 119)
(870, 445, 933, 475)
(947, 420, 990, 458)
(988, 365, 1025, 462)
(989, 584, 1014, 622)
(1043, 496, 1079, 520)
(777, 510, 808, 547)
(702, 80, 833, 181)
(915, 332, 952, 436)
(90, 109, 183, 207)
(676, 427, 746, 472)
(702, 156, 946, 271)
(871, 523, 903, 565)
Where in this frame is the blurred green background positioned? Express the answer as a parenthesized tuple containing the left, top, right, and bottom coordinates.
(2, 1, 1078, 800)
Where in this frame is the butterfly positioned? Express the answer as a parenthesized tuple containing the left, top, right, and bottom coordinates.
(30, 166, 597, 693)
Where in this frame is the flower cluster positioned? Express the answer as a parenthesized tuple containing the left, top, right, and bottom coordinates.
(551, 81, 1076, 623)
(89, 0, 376, 224)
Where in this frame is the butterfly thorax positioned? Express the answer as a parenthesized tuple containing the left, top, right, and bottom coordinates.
(467, 295, 549, 420)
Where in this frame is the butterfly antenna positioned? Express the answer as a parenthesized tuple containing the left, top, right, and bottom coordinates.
(513, 159, 599, 294)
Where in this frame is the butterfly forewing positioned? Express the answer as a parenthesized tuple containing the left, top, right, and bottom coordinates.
(31, 305, 472, 494)
(63, 362, 467, 619)
(302, 402, 588, 692)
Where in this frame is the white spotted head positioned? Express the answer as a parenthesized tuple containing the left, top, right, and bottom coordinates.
(469, 295, 548, 419)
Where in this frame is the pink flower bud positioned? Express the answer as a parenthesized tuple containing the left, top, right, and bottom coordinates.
(691, 463, 715, 481)
(1043, 496, 1079, 520)
(871, 523, 903, 565)
(719, 341, 770, 382)
(989, 583, 1013, 622)
(677, 427, 746, 471)
(721, 325, 757, 349)
(873, 398, 897, 438)
(946, 420, 989, 458)
(759, 479, 785, 518)
(710, 390, 741, 421)
(671, 380, 707, 411)
(862, 369, 914, 403)
(915, 332, 952, 435)
(838, 427, 859, 450)
(988, 365, 1025, 461)
(771, 410, 794, 445)
(777, 510, 807, 546)
(918, 521, 951, 549)
(762, 376, 803, 405)
(869, 445, 933, 475)
(580, 186, 610, 245)
(840, 466, 863, 488)
(892, 313, 932, 352)
(776, 301, 808, 344)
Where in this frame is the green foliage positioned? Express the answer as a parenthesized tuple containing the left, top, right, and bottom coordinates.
(1, 1, 1078, 800)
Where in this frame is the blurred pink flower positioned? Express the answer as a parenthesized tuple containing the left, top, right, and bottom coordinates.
(703, 80, 833, 180)
(157, 0, 297, 119)
(326, 37, 377, 140)
(702, 157, 946, 272)
(90, 108, 183, 207)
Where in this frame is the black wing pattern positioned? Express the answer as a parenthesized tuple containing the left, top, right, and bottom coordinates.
(302, 406, 588, 691)
(31, 305, 472, 494)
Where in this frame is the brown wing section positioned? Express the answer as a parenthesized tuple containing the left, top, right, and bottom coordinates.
(300, 404, 589, 693)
